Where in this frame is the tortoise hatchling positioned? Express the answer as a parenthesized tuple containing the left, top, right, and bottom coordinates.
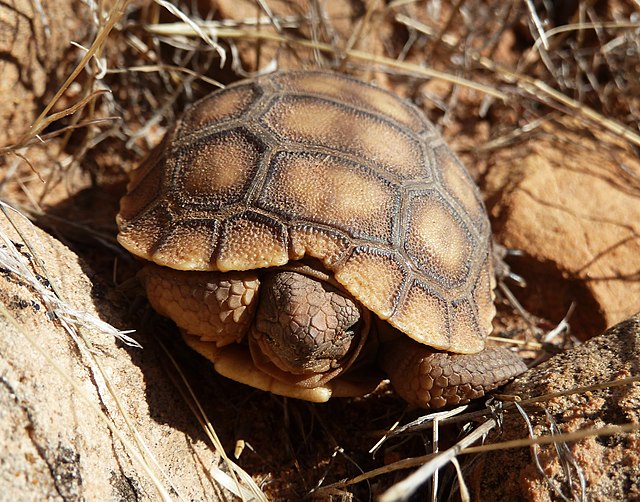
(117, 70, 527, 409)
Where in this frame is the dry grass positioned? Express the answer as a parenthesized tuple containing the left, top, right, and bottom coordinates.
(0, 0, 639, 500)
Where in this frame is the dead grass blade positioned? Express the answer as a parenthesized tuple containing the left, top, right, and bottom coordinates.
(394, 14, 640, 148)
(154, 0, 227, 66)
(7, 89, 110, 154)
(156, 338, 268, 501)
(462, 422, 640, 456)
(146, 23, 509, 100)
(379, 418, 499, 501)
(516, 375, 640, 407)
(322, 369, 639, 497)
(514, 402, 585, 502)
(17, 0, 128, 148)
(0, 203, 138, 347)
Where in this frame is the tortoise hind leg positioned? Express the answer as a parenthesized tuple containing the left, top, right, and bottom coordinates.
(378, 337, 527, 409)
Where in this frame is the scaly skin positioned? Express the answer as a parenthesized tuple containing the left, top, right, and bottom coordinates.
(251, 271, 363, 375)
(142, 263, 259, 346)
(378, 335, 527, 408)
(143, 262, 526, 407)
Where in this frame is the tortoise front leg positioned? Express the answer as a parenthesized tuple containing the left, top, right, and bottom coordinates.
(141, 263, 260, 346)
(378, 337, 527, 409)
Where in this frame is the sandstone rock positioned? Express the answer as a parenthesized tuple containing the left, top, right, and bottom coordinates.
(470, 313, 640, 501)
(0, 0, 91, 149)
(485, 123, 640, 338)
(0, 211, 251, 500)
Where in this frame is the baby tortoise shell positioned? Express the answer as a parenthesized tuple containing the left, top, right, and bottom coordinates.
(117, 70, 526, 408)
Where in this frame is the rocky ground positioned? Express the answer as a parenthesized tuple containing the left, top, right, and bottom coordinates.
(1, 0, 639, 500)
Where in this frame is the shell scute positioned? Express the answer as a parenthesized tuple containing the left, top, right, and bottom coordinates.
(171, 128, 267, 210)
(152, 219, 219, 270)
(215, 210, 289, 272)
(256, 150, 399, 245)
(333, 246, 408, 320)
(433, 142, 488, 233)
(259, 95, 428, 179)
(270, 71, 428, 133)
(403, 188, 475, 289)
(391, 279, 453, 350)
(175, 83, 261, 139)
(288, 224, 351, 268)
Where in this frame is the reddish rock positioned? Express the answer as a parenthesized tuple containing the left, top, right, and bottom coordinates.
(485, 123, 640, 338)
(0, 213, 245, 500)
(0, 0, 91, 148)
(470, 313, 640, 501)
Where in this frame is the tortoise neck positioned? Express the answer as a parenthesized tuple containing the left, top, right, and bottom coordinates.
(274, 257, 346, 293)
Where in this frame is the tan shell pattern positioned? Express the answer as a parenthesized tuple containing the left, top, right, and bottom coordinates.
(117, 71, 495, 354)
